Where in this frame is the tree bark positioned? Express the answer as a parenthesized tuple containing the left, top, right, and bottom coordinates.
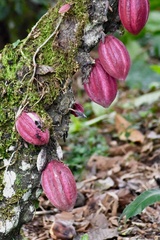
(0, 0, 119, 239)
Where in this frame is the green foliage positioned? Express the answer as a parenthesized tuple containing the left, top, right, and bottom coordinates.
(0, 0, 52, 45)
(120, 189, 160, 221)
(65, 125, 109, 174)
(126, 60, 160, 91)
(149, 0, 160, 10)
(80, 234, 89, 240)
(146, 11, 160, 33)
(119, 1, 160, 92)
(150, 65, 160, 74)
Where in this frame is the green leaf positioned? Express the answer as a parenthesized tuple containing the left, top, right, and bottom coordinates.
(120, 189, 160, 221)
(149, 0, 160, 10)
(126, 40, 148, 61)
(126, 60, 160, 91)
(146, 11, 160, 33)
(80, 234, 89, 240)
(150, 65, 160, 74)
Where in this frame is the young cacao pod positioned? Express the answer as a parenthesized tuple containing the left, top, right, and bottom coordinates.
(98, 35, 131, 81)
(70, 103, 86, 118)
(84, 59, 117, 108)
(15, 112, 50, 146)
(58, 3, 71, 14)
(118, 0, 150, 35)
(41, 160, 77, 211)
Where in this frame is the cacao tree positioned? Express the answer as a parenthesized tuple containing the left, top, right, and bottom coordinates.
(0, 0, 120, 239)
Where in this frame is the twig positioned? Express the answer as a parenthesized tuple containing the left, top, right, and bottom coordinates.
(29, 15, 63, 84)
(0, 150, 17, 170)
(15, 94, 29, 119)
(19, 11, 49, 58)
(35, 210, 56, 215)
(16, 15, 63, 115)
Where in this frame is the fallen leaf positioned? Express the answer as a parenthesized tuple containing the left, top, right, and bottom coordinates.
(87, 155, 123, 171)
(147, 131, 160, 139)
(87, 227, 118, 240)
(141, 142, 153, 153)
(115, 114, 145, 143)
(36, 65, 55, 75)
(109, 143, 139, 156)
(97, 177, 115, 190)
(87, 213, 108, 229)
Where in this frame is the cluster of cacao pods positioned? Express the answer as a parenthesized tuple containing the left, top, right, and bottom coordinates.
(14, 0, 150, 212)
(84, 0, 150, 107)
(15, 111, 77, 211)
(84, 35, 131, 107)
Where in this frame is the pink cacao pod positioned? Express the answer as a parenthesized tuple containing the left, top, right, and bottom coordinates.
(70, 103, 86, 118)
(98, 35, 131, 81)
(84, 59, 117, 108)
(58, 3, 71, 14)
(15, 112, 50, 146)
(41, 160, 77, 211)
(118, 0, 150, 35)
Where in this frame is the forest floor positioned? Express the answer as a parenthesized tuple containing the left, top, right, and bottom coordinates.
(22, 83, 160, 240)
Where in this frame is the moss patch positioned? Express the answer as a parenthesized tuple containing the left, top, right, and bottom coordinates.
(0, 0, 90, 160)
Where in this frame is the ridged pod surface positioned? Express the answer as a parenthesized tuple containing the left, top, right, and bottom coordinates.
(41, 160, 77, 211)
(118, 0, 150, 35)
(98, 35, 131, 81)
(84, 59, 117, 108)
(15, 112, 50, 145)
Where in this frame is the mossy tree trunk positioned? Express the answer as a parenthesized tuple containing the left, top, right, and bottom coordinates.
(0, 0, 119, 239)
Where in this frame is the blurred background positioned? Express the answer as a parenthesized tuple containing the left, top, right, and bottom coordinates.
(1, 1, 160, 238)
(0, 0, 54, 49)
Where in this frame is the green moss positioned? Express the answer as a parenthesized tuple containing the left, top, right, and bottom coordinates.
(0, 0, 90, 159)
(0, 174, 28, 219)
(0, 190, 28, 220)
(0, 0, 91, 223)
(0, 204, 13, 219)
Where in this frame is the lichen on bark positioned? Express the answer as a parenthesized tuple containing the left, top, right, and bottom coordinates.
(0, 0, 119, 239)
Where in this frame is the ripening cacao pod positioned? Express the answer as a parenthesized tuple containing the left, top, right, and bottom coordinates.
(118, 0, 150, 35)
(84, 59, 117, 108)
(98, 35, 131, 81)
(15, 112, 50, 146)
(41, 160, 77, 211)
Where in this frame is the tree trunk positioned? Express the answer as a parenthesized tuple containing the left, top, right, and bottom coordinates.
(0, 0, 119, 239)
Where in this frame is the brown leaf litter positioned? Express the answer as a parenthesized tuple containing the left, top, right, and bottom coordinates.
(22, 94, 160, 240)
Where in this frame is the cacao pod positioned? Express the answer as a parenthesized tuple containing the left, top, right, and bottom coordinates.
(84, 59, 117, 108)
(59, 3, 71, 14)
(41, 160, 77, 211)
(118, 0, 150, 35)
(70, 103, 86, 118)
(98, 35, 131, 81)
(15, 111, 50, 146)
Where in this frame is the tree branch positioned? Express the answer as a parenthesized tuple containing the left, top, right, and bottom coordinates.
(0, 0, 119, 239)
